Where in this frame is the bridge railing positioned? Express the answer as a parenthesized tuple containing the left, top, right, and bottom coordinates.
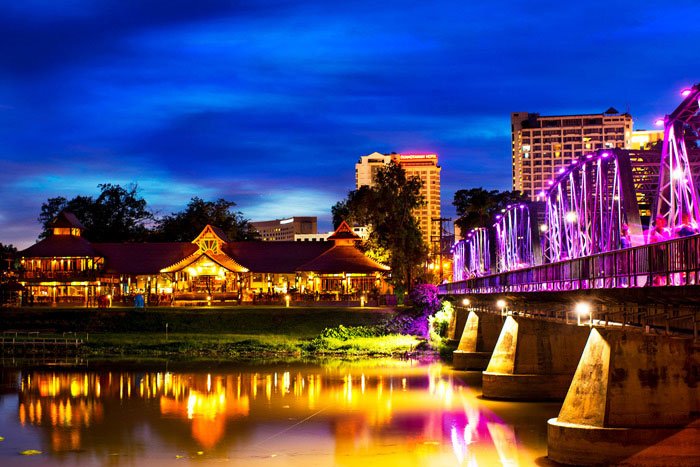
(440, 233, 700, 295)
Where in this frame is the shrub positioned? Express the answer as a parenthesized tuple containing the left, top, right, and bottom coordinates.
(407, 284, 441, 315)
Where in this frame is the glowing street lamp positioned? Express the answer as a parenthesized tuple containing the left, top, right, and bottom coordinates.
(462, 298, 470, 307)
(285, 294, 291, 308)
(575, 302, 592, 326)
(496, 299, 507, 315)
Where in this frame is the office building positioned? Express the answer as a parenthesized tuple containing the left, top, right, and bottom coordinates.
(251, 217, 317, 241)
(511, 109, 633, 200)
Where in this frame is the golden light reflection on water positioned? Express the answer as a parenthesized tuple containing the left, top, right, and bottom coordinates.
(8, 362, 553, 465)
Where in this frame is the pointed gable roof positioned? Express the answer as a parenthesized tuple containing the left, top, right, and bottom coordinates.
(192, 225, 228, 253)
(327, 221, 361, 242)
(51, 211, 85, 230)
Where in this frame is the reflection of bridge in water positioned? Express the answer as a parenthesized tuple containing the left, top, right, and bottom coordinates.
(441, 85, 700, 465)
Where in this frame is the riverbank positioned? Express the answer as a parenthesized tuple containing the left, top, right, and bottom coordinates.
(0, 306, 432, 360)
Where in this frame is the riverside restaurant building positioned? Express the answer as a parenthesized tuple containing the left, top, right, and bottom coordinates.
(18, 212, 390, 306)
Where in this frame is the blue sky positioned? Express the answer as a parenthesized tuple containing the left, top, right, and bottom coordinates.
(1, 1, 699, 248)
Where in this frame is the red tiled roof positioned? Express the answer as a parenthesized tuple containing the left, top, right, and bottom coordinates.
(95, 243, 198, 275)
(20, 233, 389, 276)
(224, 241, 332, 273)
(297, 245, 390, 273)
(20, 235, 96, 258)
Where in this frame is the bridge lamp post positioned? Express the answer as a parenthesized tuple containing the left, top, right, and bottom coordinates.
(462, 298, 470, 307)
(496, 299, 507, 316)
(575, 302, 592, 326)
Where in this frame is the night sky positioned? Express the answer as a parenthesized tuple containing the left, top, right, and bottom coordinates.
(1, 1, 699, 248)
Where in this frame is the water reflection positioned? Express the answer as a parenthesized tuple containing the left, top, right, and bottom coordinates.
(0, 362, 555, 465)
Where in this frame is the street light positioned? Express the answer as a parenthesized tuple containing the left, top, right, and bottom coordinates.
(575, 302, 592, 326)
(462, 298, 470, 307)
(496, 299, 507, 315)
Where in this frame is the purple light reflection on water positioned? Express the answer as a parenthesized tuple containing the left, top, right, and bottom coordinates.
(0, 362, 558, 465)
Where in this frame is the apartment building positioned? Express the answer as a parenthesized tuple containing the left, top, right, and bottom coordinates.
(512, 109, 633, 200)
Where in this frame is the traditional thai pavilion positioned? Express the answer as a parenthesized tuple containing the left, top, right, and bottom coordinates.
(18, 212, 390, 305)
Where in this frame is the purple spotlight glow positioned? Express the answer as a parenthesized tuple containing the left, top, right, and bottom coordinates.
(681, 89, 692, 97)
(558, 168, 565, 174)
(586, 154, 593, 159)
(547, 180, 553, 185)
(655, 118, 664, 126)
(539, 191, 546, 197)
(601, 152, 609, 158)
(496, 215, 502, 220)
(519, 204, 525, 208)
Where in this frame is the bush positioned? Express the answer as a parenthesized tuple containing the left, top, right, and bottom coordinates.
(428, 301, 454, 343)
(407, 284, 441, 315)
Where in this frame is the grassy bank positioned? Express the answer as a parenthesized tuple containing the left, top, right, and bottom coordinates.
(0, 306, 427, 359)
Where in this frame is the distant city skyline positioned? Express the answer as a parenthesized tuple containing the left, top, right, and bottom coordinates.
(1, 1, 699, 248)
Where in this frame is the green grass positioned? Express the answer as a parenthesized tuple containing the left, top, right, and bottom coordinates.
(0, 306, 427, 360)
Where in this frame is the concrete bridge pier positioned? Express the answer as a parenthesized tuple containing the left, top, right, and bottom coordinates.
(452, 310, 503, 370)
(482, 315, 590, 400)
(547, 329, 700, 466)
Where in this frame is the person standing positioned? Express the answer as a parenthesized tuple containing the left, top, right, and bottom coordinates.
(648, 216, 671, 286)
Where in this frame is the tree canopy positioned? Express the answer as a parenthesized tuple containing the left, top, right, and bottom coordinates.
(332, 162, 427, 292)
(37, 185, 257, 243)
(151, 197, 258, 242)
(453, 188, 526, 233)
(38, 183, 152, 242)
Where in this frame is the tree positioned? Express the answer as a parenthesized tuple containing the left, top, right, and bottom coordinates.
(152, 197, 258, 242)
(38, 183, 153, 242)
(453, 188, 526, 233)
(0, 243, 17, 271)
(334, 162, 427, 292)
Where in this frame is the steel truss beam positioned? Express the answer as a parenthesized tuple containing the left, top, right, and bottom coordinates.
(652, 83, 700, 234)
(494, 203, 542, 272)
(542, 149, 642, 262)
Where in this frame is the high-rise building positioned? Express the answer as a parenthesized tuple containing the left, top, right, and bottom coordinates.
(251, 217, 317, 241)
(355, 152, 392, 188)
(355, 152, 441, 246)
(511, 109, 633, 200)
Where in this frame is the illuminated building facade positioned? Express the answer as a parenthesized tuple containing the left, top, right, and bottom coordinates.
(355, 152, 441, 246)
(630, 129, 664, 150)
(512, 110, 633, 200)
(18, 214, 389, 305)
(251, 217, 317, 241)
(295, 225, 369, 242)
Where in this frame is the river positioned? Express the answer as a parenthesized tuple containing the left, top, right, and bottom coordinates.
(0, 359, 561, 466)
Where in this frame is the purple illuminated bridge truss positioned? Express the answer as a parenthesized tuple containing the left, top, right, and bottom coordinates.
(494, 203, 541, 272)
(653, 83, 700, 232)
(445, 84, 700, 294)
(452, 227, 490, 280)
(541, 148, 642, 263)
